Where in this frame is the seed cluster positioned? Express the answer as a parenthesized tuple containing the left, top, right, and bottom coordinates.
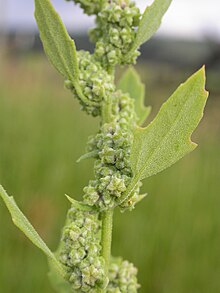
(59, 207, 108, 292)
(83, 91, 141, 210)
(66, 0, 140, 67)
(65, 50, 115, 116)
(107, 257, 140, 292)
(84, 121, 132, 209)
(67, 0, 103, 15)
(91, 0, 141, 67)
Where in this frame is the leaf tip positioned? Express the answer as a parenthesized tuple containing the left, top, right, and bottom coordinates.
(199, 65, 206, 79)
(127, 66, 138, 77)
(191, 66, 209, 100)
(64, 194, 72, 203)
(200, 65, 209, 98)
(186, 138, 198, 155)
(190, 141, 198, 150)
(0, 184, 7, 200)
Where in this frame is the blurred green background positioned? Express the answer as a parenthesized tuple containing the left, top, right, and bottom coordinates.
(0, 51, 219, 293)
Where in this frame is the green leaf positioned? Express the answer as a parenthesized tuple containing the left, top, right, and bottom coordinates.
(0, 185, 66, 279)
(48, 259, 71, 293)
(117, 67, 151, 125)
(77, 150, 99, 163)
(34, 0, 78, 81)
(132, 0, 172, 50)
(130, 67, 208, 181)
(65, 194, 94, 211)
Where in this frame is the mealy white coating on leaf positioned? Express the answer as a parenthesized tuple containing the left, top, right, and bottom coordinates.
(132, 0, 172, 50)
(131, 67, 209, 181)
(0, 185, 66, 279)
(117, 66, 151, 125)
(34, 0, 79, 81)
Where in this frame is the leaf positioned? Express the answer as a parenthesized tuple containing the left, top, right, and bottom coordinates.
(65, 194, 94, 211)
(77, 150, 99, 163)
(48, 259, 72, 293)
(0, 185, 66, 279)
(34, 0, 78, 81)
(130, 67, 208, 182)
(132, 0, 172, 50)
(117, 67, 151, 125)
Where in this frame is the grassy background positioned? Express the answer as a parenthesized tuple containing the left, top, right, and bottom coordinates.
(0, 53, 220, 293)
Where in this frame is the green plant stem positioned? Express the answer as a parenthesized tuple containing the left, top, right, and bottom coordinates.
(101, 209, 114, 291)
(102, 96, 112, 123)
(100, 64, 114, 292)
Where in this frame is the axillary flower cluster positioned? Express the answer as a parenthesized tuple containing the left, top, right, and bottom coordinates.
(61, 0, 142, 291)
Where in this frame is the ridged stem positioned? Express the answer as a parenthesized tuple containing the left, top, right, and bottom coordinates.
(101, 209, 114, 292)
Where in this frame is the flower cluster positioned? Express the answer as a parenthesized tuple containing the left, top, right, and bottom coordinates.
(66, 0, 103, 15)
(119, 181, 143, 211)
(84, 121, 132, 209)
(83, 91, 141, 210)
(90, 0, 141, 67)
(65, 50, 114, 116)
(107, 257, 140, 292)
(111, 90, 137, 128)
(59, 207, 108, 292)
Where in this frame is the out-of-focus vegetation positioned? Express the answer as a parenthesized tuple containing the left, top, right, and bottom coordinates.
(0, 53, 219, 293)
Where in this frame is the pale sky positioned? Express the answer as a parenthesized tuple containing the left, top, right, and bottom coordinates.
(0, 0, 219, 40)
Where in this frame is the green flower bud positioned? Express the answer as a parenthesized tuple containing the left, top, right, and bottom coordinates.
(107, 174, 126, 194)
(69, 247, 86, 265)
(119, 181, 144, 211)
(107, 257, 140, 293)
(69, 271, 82, 289)
(100, 146, 116, 164)
(83, 185, 99, 205)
